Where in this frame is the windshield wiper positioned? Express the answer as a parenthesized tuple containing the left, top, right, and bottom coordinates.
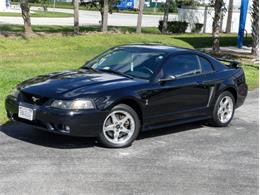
(80, 66, 99, 72)
(98, 69, 134, 79)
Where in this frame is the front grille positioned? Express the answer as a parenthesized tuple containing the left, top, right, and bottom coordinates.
(20, 92, 50, 106)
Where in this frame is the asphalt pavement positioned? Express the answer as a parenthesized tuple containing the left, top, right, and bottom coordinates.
(0, 90, 258, 195)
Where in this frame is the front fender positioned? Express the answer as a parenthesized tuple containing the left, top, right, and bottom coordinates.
(94, 90, 144, 111)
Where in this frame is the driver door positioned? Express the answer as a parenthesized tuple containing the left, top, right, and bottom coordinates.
(143, 54, 210, 126)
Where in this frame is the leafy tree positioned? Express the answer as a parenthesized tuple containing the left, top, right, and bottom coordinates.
(136, 0, 145, 33)
(211, 0, 225, 53)
(162, 0, 171, 34)
(225, 0, 233, 33)
(20, 0, 33, 35)
(81, 0, 117, 31)
(29, 0, 48, 11)
(74, 0, 80, 34)
(159, 0, 177, 13)
(176, 0, 200, 7)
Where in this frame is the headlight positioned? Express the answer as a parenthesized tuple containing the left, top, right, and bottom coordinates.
(51, 99, 94, 110)
(11, 89, 19, 98)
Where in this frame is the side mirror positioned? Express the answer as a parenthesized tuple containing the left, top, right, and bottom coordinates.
(159, 75, 176, 83)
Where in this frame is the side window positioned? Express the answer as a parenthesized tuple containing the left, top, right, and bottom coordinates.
(199, 56, 214, 74)
(163, 54, 201, 78)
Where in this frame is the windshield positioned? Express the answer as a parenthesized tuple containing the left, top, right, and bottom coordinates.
(82, 48, 166, 80)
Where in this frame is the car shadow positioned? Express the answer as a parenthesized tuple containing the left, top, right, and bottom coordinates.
(0, 121, 97, 149)
(138, 122, 206, 140)
(0, 120, 207, 149)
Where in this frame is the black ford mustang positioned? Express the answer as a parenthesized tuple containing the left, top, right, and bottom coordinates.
(6, 44, 248, 148)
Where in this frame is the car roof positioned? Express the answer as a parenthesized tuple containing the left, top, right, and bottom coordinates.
(117, 44, 194, 54)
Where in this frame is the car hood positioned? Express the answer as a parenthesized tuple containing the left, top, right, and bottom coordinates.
(18, 69, 133, 98)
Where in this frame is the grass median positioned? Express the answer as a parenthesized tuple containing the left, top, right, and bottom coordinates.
(0, 34, 258, 123)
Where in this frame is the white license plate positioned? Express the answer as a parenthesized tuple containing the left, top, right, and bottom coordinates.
(18, 106, 34, 121)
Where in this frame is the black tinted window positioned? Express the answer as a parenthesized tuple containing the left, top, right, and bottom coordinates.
(163, 54, 201, 78)
(199, 56, 213, 73)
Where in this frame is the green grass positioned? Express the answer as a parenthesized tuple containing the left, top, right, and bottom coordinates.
(243, 65, 259, 90)
(173, 33, 252, 48)
(0, 34, 258, 123)
(0, 24, 253, 48)
(0, 11, 73, 17)
(0, 24, 160, 34)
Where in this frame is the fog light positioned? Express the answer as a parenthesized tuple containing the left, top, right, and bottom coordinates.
(65, 125, 70, 132)
(60, 125, 70, 133)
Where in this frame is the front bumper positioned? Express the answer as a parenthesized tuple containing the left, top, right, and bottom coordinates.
(5, 96, 108, 137)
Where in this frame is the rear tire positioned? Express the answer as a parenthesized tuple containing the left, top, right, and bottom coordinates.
(99, 104, 141, 148)
(209, 91, 235, 127)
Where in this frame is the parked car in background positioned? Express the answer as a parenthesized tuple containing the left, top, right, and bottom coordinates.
(5, 44, 248, 148)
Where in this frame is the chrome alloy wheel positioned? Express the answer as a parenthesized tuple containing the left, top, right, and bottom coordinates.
(217, 96, 234, 123)
(103, 110, 135, 145)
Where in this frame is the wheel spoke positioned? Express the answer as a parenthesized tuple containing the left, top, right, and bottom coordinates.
(114, 131, 119, 142)
(120, 126, 130, 134)
(217, 108, 223, 115)
(120, 116, 130, 125)
(103, 124, 114, 132)
(219, 99, 225, 107)
(111, 113, 118, 124)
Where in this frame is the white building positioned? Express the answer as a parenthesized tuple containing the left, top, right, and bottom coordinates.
(178, 0, 253, 33)
(0, 0, 6, 11)
(0, 0, 11, 11)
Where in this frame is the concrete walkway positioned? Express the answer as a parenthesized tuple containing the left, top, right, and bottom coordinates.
(0, 7, 178, 27)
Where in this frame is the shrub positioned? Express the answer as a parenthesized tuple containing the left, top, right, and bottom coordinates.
(191, 23, 203, 33)
(158, 20, 188, 33)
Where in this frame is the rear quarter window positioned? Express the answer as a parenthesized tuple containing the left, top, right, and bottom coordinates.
(198, 56, 214, 74)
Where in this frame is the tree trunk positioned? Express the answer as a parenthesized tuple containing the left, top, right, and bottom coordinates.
(203, 6, 208, 33)
(225, 0, 233, 33)
(102, 0, 109, 32)
(212, 0, 224, 53)
(251, 0, 259, 56)
(162, 0, 171, 34)
(136, 0, 145, 33)
(74, 0, 80, 34)
(20, 0, 33, 36)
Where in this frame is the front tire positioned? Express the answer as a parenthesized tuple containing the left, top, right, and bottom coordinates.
(99, 104, 141, 148)
(210, 91, 235, 127)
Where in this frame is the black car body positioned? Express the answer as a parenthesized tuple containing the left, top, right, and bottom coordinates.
(5, 44, 248, 147)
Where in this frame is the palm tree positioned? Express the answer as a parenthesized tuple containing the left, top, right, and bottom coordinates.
(20, 0, 33, 36)
(136, 0, 145, 33)
(102, 0, 109, 32)
(162, 0, 171, 34)
(74, 0, 80, 34)
(212, 0, 224, 53)
(251, 0, 259, 56)
(225, 0, 233, 33)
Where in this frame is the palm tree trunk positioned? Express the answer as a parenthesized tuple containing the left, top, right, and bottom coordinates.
(20, 0, 33, 36)
(251, 0, 259, 56)
(212, 0, 224, 53)
(225, 0, 233, 33)
(162, 0, 171, 34)
(136, 0, 145, 33)
(74, 0, 80, 34)
(102, 0, 109, 32)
